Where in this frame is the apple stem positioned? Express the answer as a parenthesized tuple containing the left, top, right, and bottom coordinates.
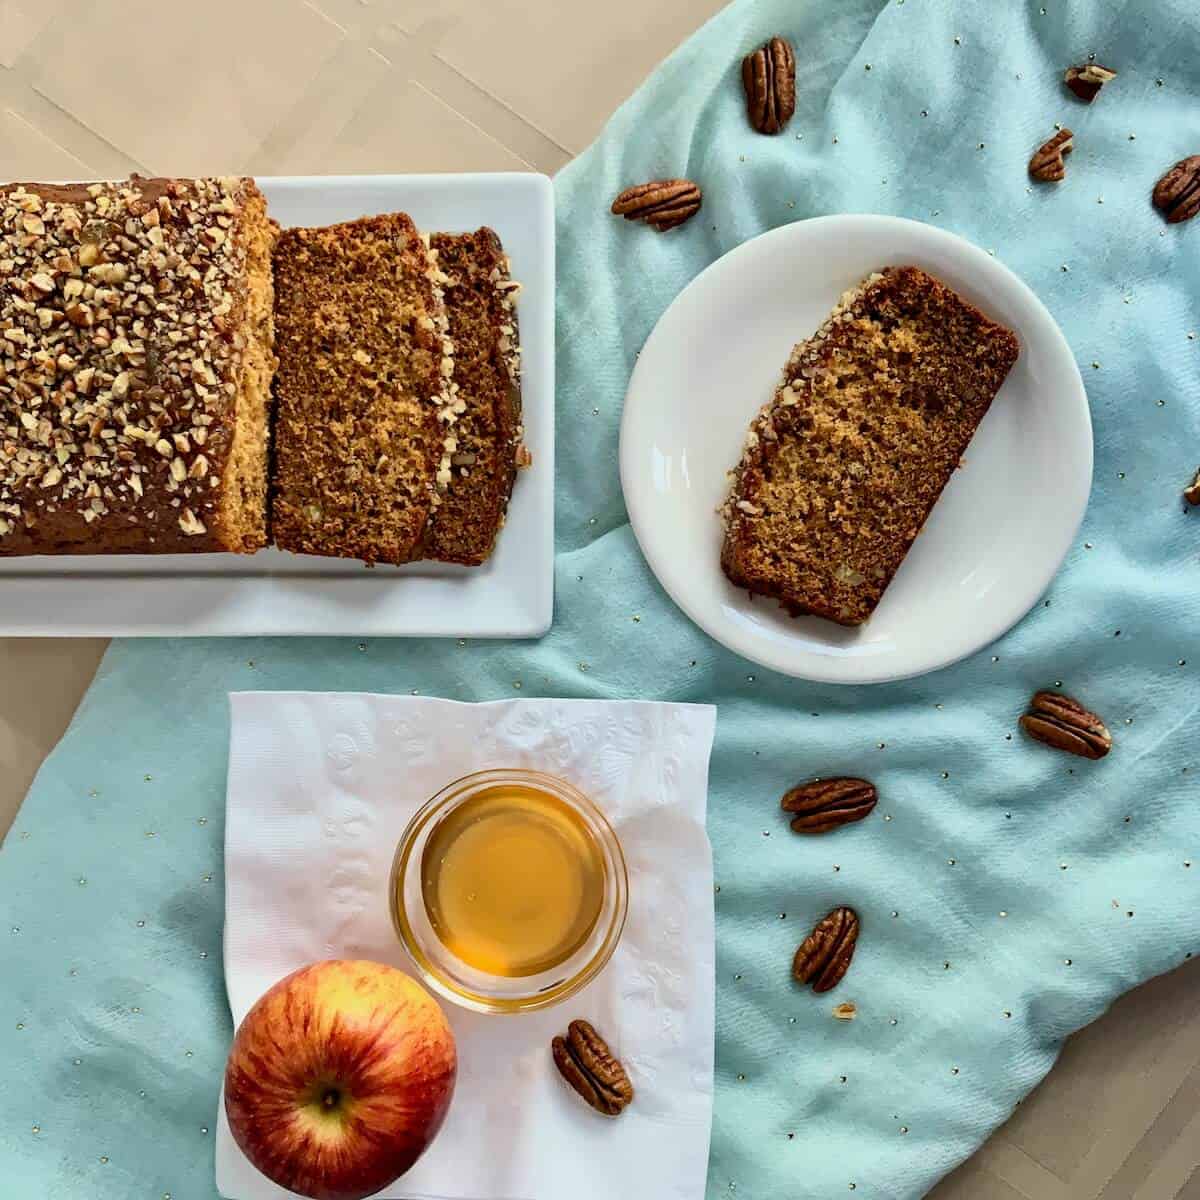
(322, 1089, 340, 1110)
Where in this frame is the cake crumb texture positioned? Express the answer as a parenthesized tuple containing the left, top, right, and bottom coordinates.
(421, 228, 522, 565)
(721, 266, 1019, 625)
(270, 213, 451, 565)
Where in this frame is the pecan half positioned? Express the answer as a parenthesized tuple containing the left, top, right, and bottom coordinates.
(1029, 128, 1074, 183)
(782, 777, 877, 834)
(1064, 63, 1117, 103)
(611, 179, 702, 232)
(742, 36, 796, 134)
(793, 906, 859, 993)
(1019, 690, 1112, 759)
(1153, 157, 1200, 224)
(551, 1020, 634, 1116)
(1185, 468, 1200, 505)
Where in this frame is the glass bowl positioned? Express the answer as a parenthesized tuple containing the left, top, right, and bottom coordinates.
(389, 768, 628, 1014)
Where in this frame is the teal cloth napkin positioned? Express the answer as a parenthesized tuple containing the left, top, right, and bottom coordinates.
(4, 1, 1200, 1196)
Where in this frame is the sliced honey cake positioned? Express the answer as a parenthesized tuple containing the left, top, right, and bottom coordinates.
(0, 176, 276, 554)
(270, 213, 454, 565)
(722, 267, 1019, 625)
(420, 228, 523, 565)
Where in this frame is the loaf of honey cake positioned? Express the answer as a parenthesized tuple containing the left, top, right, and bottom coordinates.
(0, 177, 276, 554)
(419, 228, 524, 565)
(721, 267, 1019, 625)
(270, 213, 456, 566)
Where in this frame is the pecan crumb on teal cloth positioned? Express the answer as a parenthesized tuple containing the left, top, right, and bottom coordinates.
(3, 0, 1200, 1196)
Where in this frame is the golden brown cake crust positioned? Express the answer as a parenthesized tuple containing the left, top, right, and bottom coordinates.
(270, 213, 453, 566)
(721, 266, 1020, 625)
(420, 228, 522, 565)
(0, 177, 275, 554)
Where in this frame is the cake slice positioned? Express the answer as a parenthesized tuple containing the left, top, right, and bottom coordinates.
(0, 176, 276, 554)
(270, 213, 454, 565)
(721, 267, 1019, 625)
(418, 228, 523, 565)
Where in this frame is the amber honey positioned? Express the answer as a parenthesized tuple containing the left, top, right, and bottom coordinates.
(418, 782, 607, 978)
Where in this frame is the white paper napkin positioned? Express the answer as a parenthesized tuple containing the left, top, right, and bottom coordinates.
(217, 693, 717, 1200)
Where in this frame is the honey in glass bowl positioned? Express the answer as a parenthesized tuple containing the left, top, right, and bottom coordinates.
(390, 769, 628, 1013)
(420, 782, 607, 977)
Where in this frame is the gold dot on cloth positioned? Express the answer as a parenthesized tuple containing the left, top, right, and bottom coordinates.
(714, 884, 721, 894)
(197, 817, 207, 826)
(512, 681, 522, 690)
(944, 961, 951, 969)
(948, 858, 957, 866)
(202, 873, 212, 883)
(746, 674, 756, 682)
(883, 814, 892, 821)
(1064, 959, 1073, 965)
(78, 877, 86, 886)
(1005, 812, 1012, 819)
(736, 1073, 746, 1082)
(588, 517, 597, 526)
(1054, 680, 1063, 688)
(991, 655, 1000, 663)
(144, 774, 152, 782)
(247, 660, 255, 669)
(1097, 197, 1104, 204)
(734, 974, 742, 981)
(1157, 78, 1164, 86)
(877, 742, 887, 750)
(920, 109, 928, 117)
(1124, 816, 1132, 823)
(889, 1017, 898, 1025)
(1061, 863, 1069, 870)
(201, 1127, 209, 1135)
(68, 968, 77, 977)
(941, 771, 950, 780)
(849, 1184, 857, 1191)
(15, 1022, 23, 1030)
(1003, 1011, 1012, 1018)
(833, 864, 841, 872)
(779, 912, 787, 920)
(1157, 398, 1166, 406)
(73, 1058, 81, 1066)
(131, 1006, 141, 1014)
(787, 1132, 795, 1140)
(185, 1050, 193, 1058)
(865, 63, 872, 70)
(1185, 861, 1192, 868)
(357, 642, 366, 652)
(631, 615, 641, 623)
(578, 662, 589, 672)
(138, 1091, 146, 1099)
(99, 1156, 108, 1164)
(144, 831, 156, 838)
(935, 703, 943, 710)
(839, 1074, 847, 1082)
(1127, 911, 1135, 918)
(1084, 542, 1093, 550)
(789, 1017, 797, 1024)
(199, 951, 208, 959)
(900, 1126, 909, 1134)
(953, 35, 961, 44)
(592, 407, 599, 415)
(1181, 660, 1189, 667)
(1091, 362, 1101, 369)
(136, 920, 145, 928)
(1000, 910, 1008, 917)
(31, 1125, 40, 1134)
(977, 142, 985, 150)
(951, 1067, 960, 1075)
(833, 136, 839, 143)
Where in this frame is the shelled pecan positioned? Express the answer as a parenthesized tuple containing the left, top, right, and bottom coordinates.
(781, 777, 877, 834)
(742, 36, 796, 134)
(793, 906, 859, 993)
(610, 179, 702, 232)
(1019, 690, 1112, 759)
(551, 1020, 634, 1116)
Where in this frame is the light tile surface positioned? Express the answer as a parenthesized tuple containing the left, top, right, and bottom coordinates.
(0, 1, 1195, 1195)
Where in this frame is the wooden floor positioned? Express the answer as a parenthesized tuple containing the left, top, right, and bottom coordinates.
(1, 1, 1197, 1194)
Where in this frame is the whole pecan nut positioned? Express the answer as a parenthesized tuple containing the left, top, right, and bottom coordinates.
(1064, 63, 1117, 103)
(611, 179, 702, 232)
(1029, 128, 1074, 183)
(781, 777, 877, 834)
(1153, 157, 1200, 224)
(793, 906, 859, 993)
(742, 36, 796, 134)
(1019, 690, 1112, 759)
(551, 1020, 634, 1116)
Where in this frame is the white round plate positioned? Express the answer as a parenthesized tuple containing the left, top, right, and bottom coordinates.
(619, 215, 1092, 685)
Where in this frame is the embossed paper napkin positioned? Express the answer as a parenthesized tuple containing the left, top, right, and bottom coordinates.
(216, 693, 717, 1200)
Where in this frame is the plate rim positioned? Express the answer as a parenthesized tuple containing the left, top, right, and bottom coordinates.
(619, 212, 1093, 684)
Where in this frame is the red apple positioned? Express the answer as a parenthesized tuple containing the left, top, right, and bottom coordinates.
(224, 959, 457, 1200)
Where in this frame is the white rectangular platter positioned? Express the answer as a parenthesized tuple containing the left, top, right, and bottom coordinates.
(0, 173, 555, 637)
